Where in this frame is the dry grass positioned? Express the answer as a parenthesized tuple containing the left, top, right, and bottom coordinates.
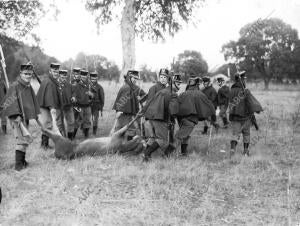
(0, 81, 300, 225)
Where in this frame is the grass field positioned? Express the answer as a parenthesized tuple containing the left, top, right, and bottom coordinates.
(0, 81, 300, 225)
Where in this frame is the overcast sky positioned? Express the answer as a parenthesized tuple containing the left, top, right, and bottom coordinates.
(34, 0, 300, 71)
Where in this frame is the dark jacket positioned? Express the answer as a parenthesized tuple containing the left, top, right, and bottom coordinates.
(229, 81, 263, 121)
(0, 80, 6, 102)
(37, 75, 60, 109)
(112, 78, 146, 115)
(202, 85, 218, 108)
(177, 85, 216, 122)
(72, 81, 91, 107)
(60, 82, 74, 110)
(91, 82, 105, 111)
(146, 82, 165, 104)
(217, 85, 230, 106)
(2, 78, 40, 120)
(144, 86, 179, 122)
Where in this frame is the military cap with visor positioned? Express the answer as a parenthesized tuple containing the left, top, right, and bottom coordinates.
(80, 69, 89, 76)
(50, 63, 60, 70)
(127, 70, 141, 80)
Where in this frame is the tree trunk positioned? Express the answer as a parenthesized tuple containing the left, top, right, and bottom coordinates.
(120, 0, 136, 82)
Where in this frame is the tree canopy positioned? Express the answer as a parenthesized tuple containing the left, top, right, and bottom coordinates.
(171, 50, 208, 81)
(222, 18, 299, 89)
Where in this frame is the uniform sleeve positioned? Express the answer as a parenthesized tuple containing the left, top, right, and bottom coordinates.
(99, 86, 105, 110)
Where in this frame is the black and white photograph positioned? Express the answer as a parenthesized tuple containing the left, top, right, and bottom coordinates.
(0, 0, 300, 225)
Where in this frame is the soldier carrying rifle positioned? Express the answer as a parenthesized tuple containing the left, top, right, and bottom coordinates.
(2, 64, 40, 171)
(229, 71, 263, 157)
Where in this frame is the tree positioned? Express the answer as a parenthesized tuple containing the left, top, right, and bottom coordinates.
(85, 0, 204, 81)
(222, 18, 299, 89)
(171, 50, 208, 81)
(139, 64, 157, 82)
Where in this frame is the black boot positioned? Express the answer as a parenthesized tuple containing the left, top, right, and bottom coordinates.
(202, 126, 208, 135)
(67, 132, 73, 140)
(222, 117, 229, 128)
(1, 125, 7, 134)
(181, 144, 188, 156)
(73, 128, 78, 139)
(243, 143, 250, 156)
(93, 126, 97, 136)
(41, 134, 48, 149)
(230, 140, 238, 158)
(15, 150, 25, 171)
(83, 128, 89, 138)
(143, 142, 159, 162)
(21, 151, 28, 167)
(164, 144, 176, 157)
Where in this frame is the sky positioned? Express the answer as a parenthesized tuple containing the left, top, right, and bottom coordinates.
(34, 0, 300, 72)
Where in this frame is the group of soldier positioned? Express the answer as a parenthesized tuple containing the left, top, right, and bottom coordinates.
(0, 63, 104, 171)
(112, 68, 262, 162)
(0, 62, 262, 171)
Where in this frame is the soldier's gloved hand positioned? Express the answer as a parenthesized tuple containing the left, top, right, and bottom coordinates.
(116, 112, 122, 118)
(71, 97, 76, 103)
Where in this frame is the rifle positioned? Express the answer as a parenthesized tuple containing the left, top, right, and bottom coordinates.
(0, 44, 10, 88)
(167, 72, 174, 144)
(57, 79, 67, 137)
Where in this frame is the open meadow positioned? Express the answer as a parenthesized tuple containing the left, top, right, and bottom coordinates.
(0, 81, 300, 225)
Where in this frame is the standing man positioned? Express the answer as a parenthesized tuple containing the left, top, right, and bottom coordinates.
(2, 64, 40, 170)
(112, 70, 146, 140)
(0, 74, 7, 134)
(201, 76, 219, 134)
(37, 63, 61, 149)
(229, 71, 262, 157)
(176, 75, 216, 156)
(72, 69, 93, 138)
(144, 68, 169, 140)
(90, 71, 105, 136)
(217, 77, 230, 128)
(56, 69, 75, 140)
(142, 74, 182, 162)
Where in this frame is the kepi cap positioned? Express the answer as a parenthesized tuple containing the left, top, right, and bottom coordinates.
(50, 63, 60, 70)
(59, 70, 68, 76)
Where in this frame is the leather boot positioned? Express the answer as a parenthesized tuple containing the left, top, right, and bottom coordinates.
(83, 128, 89, 139)
(164, 144, 176, 157)
(202, 126, 208, 135)
(73, 128, 78, 139)
(1, 125, 7, 134)
(181, 144, 188, 156)
(143, 142, 159, 162)
(67, 132, 73, 140)
(222, 117, 229, 128)
(243, 143, 250, 156)
(230, 140, 238, 158)
(15, 150, 25, 171)
(41, 134, 48, 149)
(92, 126, 97, 136)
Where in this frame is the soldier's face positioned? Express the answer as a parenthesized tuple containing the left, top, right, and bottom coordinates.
(91, 78, 97, 83)
(50, 69, 59, 79)
(203, 82, 209, 87)
(60, 75, 67, 83)
(159, 75, 168, 85)
(20, 70, 33, 83)
(74, 72, 80, 80)
(81, 75, 88, 82)
(174, 81, 181, 91)
(130, 77, 137, 85)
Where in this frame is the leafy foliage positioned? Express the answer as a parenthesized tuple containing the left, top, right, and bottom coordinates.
(222, 18, 299, 88)
(62, 52, 121, 82)
(171, 50, 208, 81)
(0, 1, 45, 39)
(85, 0, 203, 41)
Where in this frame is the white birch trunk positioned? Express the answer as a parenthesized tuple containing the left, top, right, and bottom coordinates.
(120, 0, 136, 81)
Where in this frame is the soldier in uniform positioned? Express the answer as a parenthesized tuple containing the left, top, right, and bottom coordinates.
(2, 64, 40, 170)
(37, 63, 61, 149)
(201, 76, 219, 134)
(176, 75, 216, 156)
(90, 71, 105, 136)
(217, 77, 230, 128)
(72, 69, 94, 138)
(71, 67, 81, 85)
(144, 68, 169, 139)
(56, 69, 75, 140)
(0, 76, 7, 134)
(142, 74, 182, 162)
(112, 70, 146, 140)
(229, 71, 262, 157)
